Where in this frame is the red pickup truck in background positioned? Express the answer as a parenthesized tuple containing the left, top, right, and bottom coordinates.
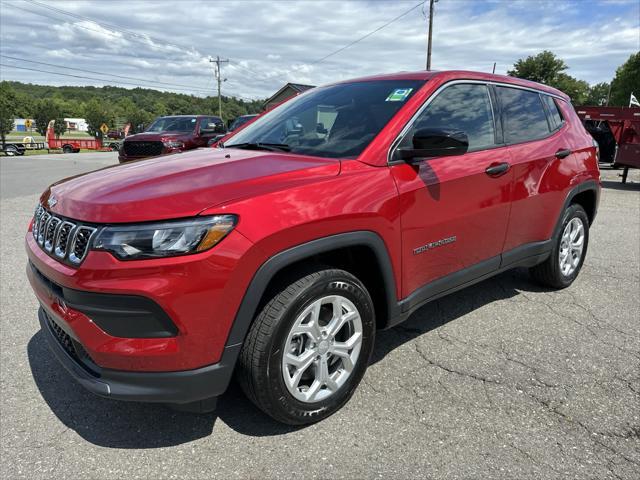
(118, 115, 226, 163)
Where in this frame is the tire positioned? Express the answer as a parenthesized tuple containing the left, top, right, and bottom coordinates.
(4, 145, 18, 156)
(237, 268, 375, 425)
(530, 204, 589, 289)
(62, 145, 73, 154)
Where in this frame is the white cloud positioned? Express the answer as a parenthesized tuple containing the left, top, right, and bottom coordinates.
(1, 0, 637, 99)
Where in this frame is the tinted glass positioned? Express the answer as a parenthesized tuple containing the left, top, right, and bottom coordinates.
(226, 80, 424, 159)
(230, 115, 257, 131)
(146, 116, 197, 133)
(498, 87, 550, 143)
(542, 95, 563, 130)
(200, 117, 222, 132)
(398, 83, 496, 152)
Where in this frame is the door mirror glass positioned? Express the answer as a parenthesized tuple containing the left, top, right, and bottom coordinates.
(397, 128, 469, 163)
(200, 121, 226, 135)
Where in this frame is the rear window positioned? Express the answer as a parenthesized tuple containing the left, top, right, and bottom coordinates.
(497, 87, 550, 144)
(542, 95, 563, 130)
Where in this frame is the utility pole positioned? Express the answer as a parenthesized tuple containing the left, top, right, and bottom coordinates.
(210, 56, 229, 119)
(426, 0, 438, 70)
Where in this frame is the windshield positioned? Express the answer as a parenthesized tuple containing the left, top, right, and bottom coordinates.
(146, 116, 197, 133)
(230, 115, 257, 131)
(225, 80, 424, 158)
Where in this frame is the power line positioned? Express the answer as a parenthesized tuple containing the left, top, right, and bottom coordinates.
(0, 63, 258, 101)
(26, 0, 196, 53)
(25, 0, 291, 85)
(9, 1, 281, 93)
(0, 54, 213, 93)
(308, 1, 425, 65)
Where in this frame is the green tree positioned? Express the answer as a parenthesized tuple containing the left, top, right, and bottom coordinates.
(609, 52, 640, 106)
(33, 99, 64, 137)
(118, 98, 153, 133)
(83, 98, 115, 137)
(554, 74, 590, 105)
(585, 82, 610, 106)
(508, 50, 567, 85)
(508, 51, 591, 103)
(0, 82, 17, 149)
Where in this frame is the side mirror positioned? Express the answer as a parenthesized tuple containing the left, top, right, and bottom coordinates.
(200, 122, 226, 136)
(397, 128, 469, 164)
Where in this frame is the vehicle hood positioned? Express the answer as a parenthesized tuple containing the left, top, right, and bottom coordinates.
(41, 148, 340, 223)
(124, 132, 191, 142)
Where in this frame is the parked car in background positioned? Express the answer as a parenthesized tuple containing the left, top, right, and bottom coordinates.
(228, 114, 259, 132)
(107, 129, 125, 140)
(27, 70, 600, 425)
(119, 115, 225, 162)
(208, 114, 260, 147)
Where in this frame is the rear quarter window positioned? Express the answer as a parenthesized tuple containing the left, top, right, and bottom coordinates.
(542, 95, 564, 130)
(497, 87, 550, 144)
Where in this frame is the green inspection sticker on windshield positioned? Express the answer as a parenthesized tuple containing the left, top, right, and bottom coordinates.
(386, 88, 413, 102)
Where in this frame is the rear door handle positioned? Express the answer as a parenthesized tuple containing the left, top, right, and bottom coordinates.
(485, 162, 510, 177)
(555, 148, 572, 159)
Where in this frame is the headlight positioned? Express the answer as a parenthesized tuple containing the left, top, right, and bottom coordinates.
(164, 140, 184, 149)
(93, 215, 237, 260)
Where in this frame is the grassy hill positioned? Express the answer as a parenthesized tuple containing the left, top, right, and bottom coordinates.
(7, 81, 266, 126)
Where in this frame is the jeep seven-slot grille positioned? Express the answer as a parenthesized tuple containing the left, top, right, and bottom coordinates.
(33, 205, 97, 266)
(123, 141, 164, 157)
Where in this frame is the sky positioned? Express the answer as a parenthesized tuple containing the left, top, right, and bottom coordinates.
(0, 0, 638, 100)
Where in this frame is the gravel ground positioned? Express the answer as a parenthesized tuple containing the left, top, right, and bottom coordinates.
(1, 153, 639, 479)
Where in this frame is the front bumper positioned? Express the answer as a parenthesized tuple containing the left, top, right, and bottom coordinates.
(39, 307, 240, 404)
(25, 227, 254, 372)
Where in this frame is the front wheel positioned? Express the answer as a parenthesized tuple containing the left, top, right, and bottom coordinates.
(62, 145, 74, 154)
(530, 204, 589, 289)
(237, 268, 375, 425)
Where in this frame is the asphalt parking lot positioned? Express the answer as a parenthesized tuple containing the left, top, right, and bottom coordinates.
(1, 152, 639, 479)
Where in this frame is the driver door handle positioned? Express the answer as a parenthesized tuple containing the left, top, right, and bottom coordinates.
(485, 162, 510, 177)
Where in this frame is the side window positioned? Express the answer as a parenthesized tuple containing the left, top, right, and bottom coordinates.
(542, 95, 563, 130)
(398, 83, 496, 153)
(497, 87, 550, 143)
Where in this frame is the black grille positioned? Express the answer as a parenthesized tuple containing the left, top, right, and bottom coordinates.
(55, 222, 74, 258)
(71, 227, 93, 262)
(33, 206, 96, 266)
(123, 141, 164, 157)
(44, 311, 99, 376)
(44, 217, 61, 251)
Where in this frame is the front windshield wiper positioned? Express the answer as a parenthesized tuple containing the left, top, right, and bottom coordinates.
(225, 142, 291, 152)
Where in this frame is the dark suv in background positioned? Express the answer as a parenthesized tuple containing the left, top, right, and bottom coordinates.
(119, 115, 225, 162)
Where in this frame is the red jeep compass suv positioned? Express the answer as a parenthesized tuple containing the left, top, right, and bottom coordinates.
(26, 71, 600, 425)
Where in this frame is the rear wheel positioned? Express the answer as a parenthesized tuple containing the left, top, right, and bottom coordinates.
(530, 204, 589, 289)
(237, 268, 375, 425)
(4, 145, 18, 156)
(62, 145, 74, 154)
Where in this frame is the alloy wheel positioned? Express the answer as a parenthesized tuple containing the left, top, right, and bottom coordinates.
(559, 217, 585, 276)
(282, 295, 363, 403)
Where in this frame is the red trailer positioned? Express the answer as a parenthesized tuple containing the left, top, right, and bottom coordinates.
(576, 106, 640, 183)
(46, 120, 120, 153)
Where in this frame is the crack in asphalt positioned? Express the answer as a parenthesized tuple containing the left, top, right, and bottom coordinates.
(408, 339, 640, 471)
